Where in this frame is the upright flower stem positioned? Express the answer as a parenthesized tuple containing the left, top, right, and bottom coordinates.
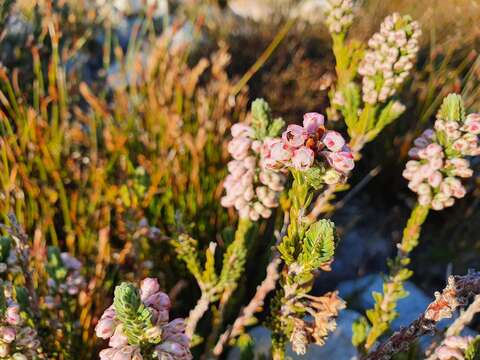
(271, 172, 312, 359)
(363, 203, 430, 350)
(184, 217, 253, 341)
(206, 218, 254, 350)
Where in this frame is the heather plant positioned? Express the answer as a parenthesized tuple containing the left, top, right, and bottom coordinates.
(353, 94, 480, 354)
(95, 277, 191, 359)
(261, 112, 353, 358)
(173, 99, 284, 345)
(0, 0, 480, 359)
(308, 3, 422, 217)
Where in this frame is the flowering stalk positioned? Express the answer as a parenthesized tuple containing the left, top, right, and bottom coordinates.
(309, 12, 421, 219)
(96, 278, 192, 359)
(262, 112, 353, 358)
(354, 94, 480, 352)
(174, 99, 286, 343)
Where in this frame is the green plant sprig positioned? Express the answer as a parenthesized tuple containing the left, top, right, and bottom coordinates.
(269, 171, 339, 359)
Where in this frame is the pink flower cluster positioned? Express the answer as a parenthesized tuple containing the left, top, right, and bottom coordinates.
(96, 278, 191, 360)
(359, 13, 421, 104)
(430, 335, 473, 360)
(0, 295, 41, 359)
(262, 113, 354, 183)
(221, 123, 286, 221)
(403, 114, 480, 210)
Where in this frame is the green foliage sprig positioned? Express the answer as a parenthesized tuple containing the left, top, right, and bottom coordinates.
(113, 283, 154, 345)
(353, 94, 469, 352)
(174, 99, 283, 344)
(269, 170, 340, 359)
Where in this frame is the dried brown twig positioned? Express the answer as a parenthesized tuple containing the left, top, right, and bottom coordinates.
(212, 256, 281, 356)
(212, 211, 290, 356)
(365, 271, 480, 360)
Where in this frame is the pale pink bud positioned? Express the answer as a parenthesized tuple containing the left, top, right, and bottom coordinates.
(227, 161, 245, 178)
(99, 348, 117, 360)
(151, 308, 170, 326)
(324, 151, 355, 173)
(251, 140, 263, 153)
(0, 327, 16, 343)
(282, 125, 307, 148)
(418, 194, 431, 206)
(231, 123, 254, 138)
(220, 195, 235, 208)
(425, 143, 443, 157)
(303, 112, 325, 134)
(291, 147, 315, 171)
(270, 142, 292, 161)
(155, 342, 191, 358)
(144, 291, 171, 312)
(228, 137, 251, 160)
(6, 305, 20, 325)
(95, 317, 116, 339)
(427, 171, 442, 188)
(140, 278, 160, 300)
(417, 183, 431, 195)
(452, 138, 469, 153)
(431, 198, 444, 211)
(322, 131, 346, 152)
(249, 209, 260, 222)
(163, 319, 187, 334)
(462, 114, 480, 134)
(109, 326, 128, 348)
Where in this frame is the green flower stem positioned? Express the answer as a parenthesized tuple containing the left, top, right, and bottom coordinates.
(271, 172, 313, 359)
(218, 217, 254, 295)
(363, 203, 430, 351)
(206, 218, 254, 349)
(184, 217, 254, 341)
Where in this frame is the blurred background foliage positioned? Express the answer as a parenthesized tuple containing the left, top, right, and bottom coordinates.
(0, 0, 480, 356)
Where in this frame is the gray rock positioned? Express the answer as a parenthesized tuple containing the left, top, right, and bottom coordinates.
(227, 310, 360, 359)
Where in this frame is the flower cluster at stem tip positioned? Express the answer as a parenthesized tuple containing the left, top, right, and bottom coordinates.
(96, 278, 192, 360)
(325, 0, 355, 34)
(0, 285, 41, 359)
(263, 112, 354, 183)
(359, 12, 421, 104)
(403, 113, 480, 210)
(222, 123, 286, 221)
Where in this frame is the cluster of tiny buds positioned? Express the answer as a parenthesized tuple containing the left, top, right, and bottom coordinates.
(46, 252, 86, 301)
(96, 278, 191, 360)
(430, 335, 473, 360)
(403, 114, 480, 210)
(325, 0, 354, 34)
(262, 113, 354, 184)
(221, 123, 286, 221)
(0, 292, 41, 359)
(359, 12, 421, 104)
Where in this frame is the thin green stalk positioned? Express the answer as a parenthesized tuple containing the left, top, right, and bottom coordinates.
(359, 203, 430, 351)
(271, 172, 312, 359)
